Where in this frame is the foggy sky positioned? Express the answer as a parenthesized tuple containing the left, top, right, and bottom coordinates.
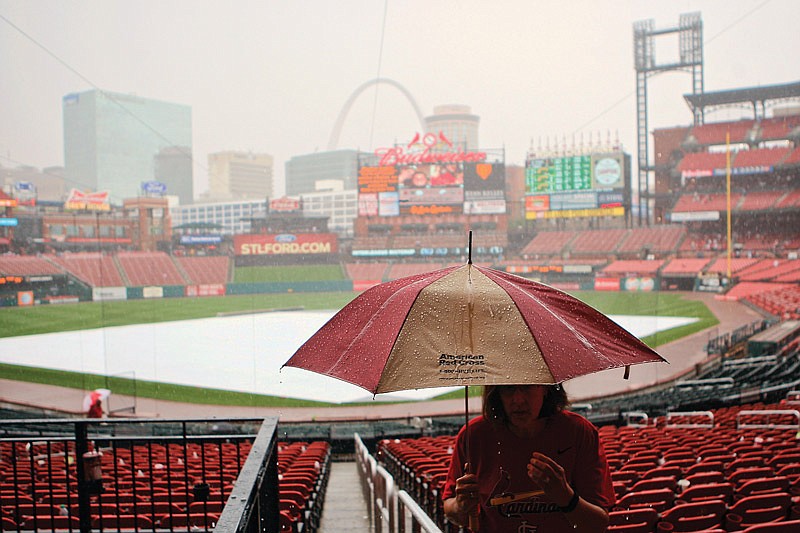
(1, 0, 798, 199)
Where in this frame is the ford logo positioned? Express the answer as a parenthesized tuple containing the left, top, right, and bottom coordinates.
(275, 234, 297, 243)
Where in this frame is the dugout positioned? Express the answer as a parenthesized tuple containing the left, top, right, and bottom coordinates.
(0, 273, 87, 307)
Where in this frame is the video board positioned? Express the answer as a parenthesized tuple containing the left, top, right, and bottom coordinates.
(358, 158, 506, 217)
(524, 152, 629, 219)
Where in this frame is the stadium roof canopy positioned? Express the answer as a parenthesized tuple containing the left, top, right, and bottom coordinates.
(684, 80, 800, 114)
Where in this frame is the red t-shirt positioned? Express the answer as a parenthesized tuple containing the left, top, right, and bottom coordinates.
(442, 411, 615, 532)
(87, 401, 103, 418)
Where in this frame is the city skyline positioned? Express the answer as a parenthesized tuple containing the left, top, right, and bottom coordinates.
(1, 0, 798, 201)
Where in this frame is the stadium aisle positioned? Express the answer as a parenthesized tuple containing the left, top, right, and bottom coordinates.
(317, 461, 373, 532)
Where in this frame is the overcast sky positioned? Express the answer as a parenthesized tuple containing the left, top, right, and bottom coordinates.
(1, 0, 798, 199)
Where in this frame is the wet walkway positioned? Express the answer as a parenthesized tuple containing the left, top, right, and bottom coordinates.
(317, 461, 372, 533)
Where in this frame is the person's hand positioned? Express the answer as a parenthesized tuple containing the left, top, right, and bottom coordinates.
(527, 452, 574, 508)
(453, 471, 479, 516)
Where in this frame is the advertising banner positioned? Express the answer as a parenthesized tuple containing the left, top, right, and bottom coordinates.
(358, 166, 398, 194)
(670, 211, 720, 222)
(93, 287, 128, 301)
(594, 277, 621, 291)
(353, 280, 381, 291)
(234, 233, 338, 255)
(185, 284, 227, 297)
(269, 197, 301, 212)
(17, 291, 34, 307)
(527, 206, 624, 219)
(464, 162, 506, 202)
(591, 154, 624, 189)
(64, 189, 111, 211)
(358, 132, 503, 217)
(143, 286, 164, 299)
(142, 181, 167, 195)
(464, 199, 507, 214)
(623, 277, 655, 292)
(180, 235, 223, 245)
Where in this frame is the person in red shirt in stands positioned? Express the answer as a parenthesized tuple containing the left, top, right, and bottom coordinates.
(87, 398, 104, 418)
(443, 384, 614, 532)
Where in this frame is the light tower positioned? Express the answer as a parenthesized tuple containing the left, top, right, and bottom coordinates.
(634, 12, 703, 225)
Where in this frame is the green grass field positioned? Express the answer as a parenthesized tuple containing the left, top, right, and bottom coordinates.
(0, 290, 717, 407)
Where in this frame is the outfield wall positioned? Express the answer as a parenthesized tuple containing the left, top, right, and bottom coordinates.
(94, 280, 352, 300)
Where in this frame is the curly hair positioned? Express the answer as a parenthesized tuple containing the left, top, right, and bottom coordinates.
(482, 384, 569, 426)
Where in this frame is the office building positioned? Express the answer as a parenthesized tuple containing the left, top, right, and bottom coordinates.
(171, 199, 266, 236)
(285, 149, 366, 196)
(154, 146, 194, 205)
(424, 104, 480, 149)
(300, 181, 357, 237)
(63, 90, 192, 203)
(207, 151, 273, 200)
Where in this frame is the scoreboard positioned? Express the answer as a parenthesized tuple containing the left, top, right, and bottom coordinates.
(526, 155, 592, 193)
(524, 152, 629, 219)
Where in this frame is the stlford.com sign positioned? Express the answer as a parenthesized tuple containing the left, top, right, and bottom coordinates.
(234, 233, 338, 255)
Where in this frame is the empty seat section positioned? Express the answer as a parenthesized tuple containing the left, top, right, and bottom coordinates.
(117, 251, 186, 285)
(46, 252, 125, 287)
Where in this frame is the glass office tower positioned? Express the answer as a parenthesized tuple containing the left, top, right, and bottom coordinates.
(63, 90, 192, 203)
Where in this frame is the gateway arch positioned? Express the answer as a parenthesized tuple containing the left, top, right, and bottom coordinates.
(327, 78, 426, 151)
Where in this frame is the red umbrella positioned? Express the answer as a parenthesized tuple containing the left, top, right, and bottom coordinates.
(283, 258, 666, 394)
(284, 238, 667, 532)
(82, 388, 111, 412)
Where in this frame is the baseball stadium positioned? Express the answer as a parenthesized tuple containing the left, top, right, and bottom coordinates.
(2, 9, 800, 533)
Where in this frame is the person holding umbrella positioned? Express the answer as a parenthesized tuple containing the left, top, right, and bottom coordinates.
(284, 234, 665, 530)
(83, 388, 110, 418)
(442, 384, 614, 532)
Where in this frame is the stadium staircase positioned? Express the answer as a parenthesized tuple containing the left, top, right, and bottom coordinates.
(112, 254, 131, 286)
(316, 462, 372, 532)
(171, 256, 192, 285)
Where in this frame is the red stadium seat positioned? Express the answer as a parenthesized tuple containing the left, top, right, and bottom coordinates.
(92, 514, 154, 530)
(736, 476, 791, 499)
(725, 493, 792, 530)
(279, 510, 300, 532)
(677, 482, 734, 504)
(657, 499, 726, 531)
(615, 488, 675, 513)
(608, 508, 658, 532)
(20, 515, 80, 530)
(740, 519, 800, 531)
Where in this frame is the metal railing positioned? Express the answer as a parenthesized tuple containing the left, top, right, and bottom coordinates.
(665, 410, 715, 428)
(354, 433, 442, 533)
(736, 409, 800, 430)
(0, 417, 279, 533)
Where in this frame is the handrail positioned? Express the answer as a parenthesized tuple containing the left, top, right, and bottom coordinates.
(665, 411, 715, 428)
(675, 377, 735, 387)
(354, 433, 443, 533)
(736, 409, 800, 430)
(723, 355, 777, 366)
(786, 390, 800, 404)
(623, 411, 649, 427)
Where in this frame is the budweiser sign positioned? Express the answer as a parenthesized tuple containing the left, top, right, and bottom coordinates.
(375, 132, 486, 166)
(64, 189, 111, 211)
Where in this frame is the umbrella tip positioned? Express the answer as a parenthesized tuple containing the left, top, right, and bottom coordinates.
(467, 230, 473, 264)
